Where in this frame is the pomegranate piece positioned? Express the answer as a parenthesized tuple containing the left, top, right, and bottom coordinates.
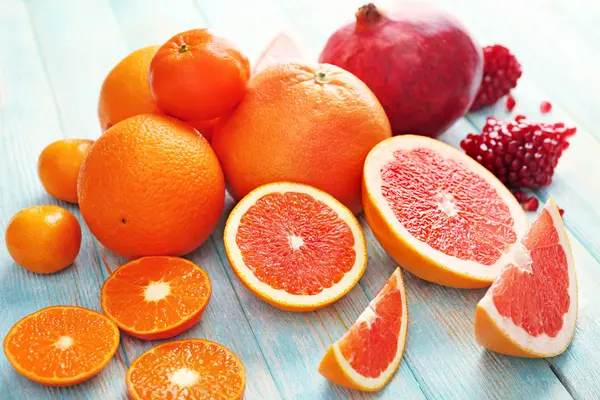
(320, 3, 483, 138)
(522, 197, 539, 212)
(506, 95, 516, 111)
(470, 45, 522, 111)
(540, 101, 553, 114)
(460, 115, 576, 188)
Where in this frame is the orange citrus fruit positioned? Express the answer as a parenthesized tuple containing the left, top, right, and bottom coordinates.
(98, 46, 161, 132)
(5, 205, 81, 274)
(319, 268, 408, 391)
(224, 182, 367, 311)
(475, 199, 577, 357)
(149, 29, 250, 121)
(78, 114, 225, 259)
(212, 62, 392, 214)
(127, 339, 245, 400)
(101, 256, 211, 340)
(363, 135, 527, 288)
(38, 139, 93, 203)
(4, 306, 120, 386)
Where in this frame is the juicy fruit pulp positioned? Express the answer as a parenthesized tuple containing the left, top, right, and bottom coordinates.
(4, 306, 120, 386)
(101, 257, 212, 339)
(224, 182, 367, 311)
(475, 200, 577, 357)
(319, 3, 483, 138)
(319, 268, 407, 391)
(363, 135, 527, 288)
(127, 339, 245, 400)
(212, 62, 392, 214)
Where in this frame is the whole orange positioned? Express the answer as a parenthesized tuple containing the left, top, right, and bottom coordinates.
(38, 139, 94, 203)
(6, 206, 81, 274)
(78, 114, 225, 259)
(212, 62, 392, 214)
(98, 46, 161, 132)
(149, 29, 250, 121)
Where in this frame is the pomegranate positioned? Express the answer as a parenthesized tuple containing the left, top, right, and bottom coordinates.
(319, 3, 483, 138)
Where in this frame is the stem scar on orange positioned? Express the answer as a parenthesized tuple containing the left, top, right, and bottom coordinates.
(149, 29, 250, 121)
(101, 256, 212, 340)
(127, 339, 246, 400)
(3, 306, 120, 386)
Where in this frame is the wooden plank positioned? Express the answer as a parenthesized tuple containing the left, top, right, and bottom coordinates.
(0, 1, 127, 398)
(22, 0, 281, 398)
(113, 1, 425, 397)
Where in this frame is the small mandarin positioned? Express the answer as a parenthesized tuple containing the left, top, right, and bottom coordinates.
(38, 139, 94, 203)
(149, 29, 250, 121)
(5, 205, 81, 274)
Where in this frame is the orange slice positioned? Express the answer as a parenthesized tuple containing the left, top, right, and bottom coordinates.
(127, 339, 245, 400)
(319, 267, 408, 391)
(224, 182, 367, 311)
(101, 256, 211, 340)
(4, 306, 120, 386)
(475, 199, 577, 357)
(363, 135, 527, 288)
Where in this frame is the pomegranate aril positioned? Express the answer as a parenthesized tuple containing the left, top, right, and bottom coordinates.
(522, 197, 539, 212)
(559, 208, 565, 217)
(460, 115, 576, 189)
(540, 101, 552, 114)
(506, 95, 516, 111)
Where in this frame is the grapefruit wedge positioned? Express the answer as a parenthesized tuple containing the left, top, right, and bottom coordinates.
(475, 199, 577, 357)
(363, 135, 527, 288)
(224, 182, 367, 311)
(319, 268, 408, 391)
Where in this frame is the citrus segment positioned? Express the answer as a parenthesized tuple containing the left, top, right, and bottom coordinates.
(3, 306, 120, 386)
(475, 199, 577, 357)
(363, 135, 527, 288)
(224, 182, 367, 311)
(101, 256, 211, 340)
(319, 268, 408, 391)
(127, 339, 245, 400)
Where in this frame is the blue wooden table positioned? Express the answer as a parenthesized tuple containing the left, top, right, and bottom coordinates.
(1, 0, 600, 399)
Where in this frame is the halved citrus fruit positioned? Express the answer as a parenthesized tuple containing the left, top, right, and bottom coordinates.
(4, 306, 120, 386)
(475, 199, 577, 357)
(224, 182, 367, 311)
(101, 256, 211, 340)
(127, 339, 245, 400)
(363, 135, 527, 288)
(319, 267, 408, 391)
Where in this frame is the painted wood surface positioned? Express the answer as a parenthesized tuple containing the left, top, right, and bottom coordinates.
(0, 0, 599, 399)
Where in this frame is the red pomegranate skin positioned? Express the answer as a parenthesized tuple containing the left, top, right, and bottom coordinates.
(319, 3, 483, 138)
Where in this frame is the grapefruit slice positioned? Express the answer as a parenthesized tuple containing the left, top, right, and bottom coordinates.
(363, 135, 527, 288)
(127, 339, 245, 400)
(319, 268, 408, 391)
(224, 182, 367, 311)
(101, 256, 211, 340)
(475, 199, 577, 357)
(4, 306, 120, 386)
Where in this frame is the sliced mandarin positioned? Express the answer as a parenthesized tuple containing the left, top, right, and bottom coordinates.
(101, 256, 211, 340)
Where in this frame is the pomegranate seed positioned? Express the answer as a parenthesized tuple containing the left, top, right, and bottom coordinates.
(460, 115, 576, 188)
(540, 101, 552, 114)
(559, 208, 565, 217)
(505, 95, 516, 111)
(522, 196, 539, 212)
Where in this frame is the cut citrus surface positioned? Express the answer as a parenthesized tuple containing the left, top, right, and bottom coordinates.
(319, 267, 408, 391)
(224, 182, 367, 311)
(3, 306, 120, 386)
(475, 199, 577, 357)
(127, 339, 245, 400)
(101, 256, 211, 340)
(363, 135, 527, 288)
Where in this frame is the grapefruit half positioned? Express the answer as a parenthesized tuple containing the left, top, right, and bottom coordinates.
(475, 199, 577, 357)
(363, 135, 527, 288)
(319, 268, 408, 391)
(224, 182, 367, 311)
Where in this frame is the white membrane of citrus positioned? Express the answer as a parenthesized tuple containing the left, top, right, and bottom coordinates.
(225, 182, 367, 307)
(364, 135, 528, 281)
(168, 367, 200, 387)
(478, 199, 577, 355)
(55, 336, 73, 350)
(144, 281, 170, 301)
(330, 269, 408, 389)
